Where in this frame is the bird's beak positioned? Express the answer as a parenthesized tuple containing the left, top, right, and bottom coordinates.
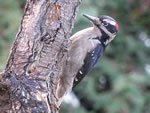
(83, 14, 97, 24)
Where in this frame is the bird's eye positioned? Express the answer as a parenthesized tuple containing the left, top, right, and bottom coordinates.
(102, 21, 108, 26)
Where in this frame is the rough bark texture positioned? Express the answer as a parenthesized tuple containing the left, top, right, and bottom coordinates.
(0, 0, 81, 112)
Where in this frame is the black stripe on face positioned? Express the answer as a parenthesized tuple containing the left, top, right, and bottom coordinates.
(98, 26, 109, 43)
(105, 24, 117, 33)
(93, 25, 110, 46)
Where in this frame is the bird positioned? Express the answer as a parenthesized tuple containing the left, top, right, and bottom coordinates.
(56, 14, 118, 105)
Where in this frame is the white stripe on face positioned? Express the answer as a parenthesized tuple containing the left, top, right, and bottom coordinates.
(103, 19, 116, 26)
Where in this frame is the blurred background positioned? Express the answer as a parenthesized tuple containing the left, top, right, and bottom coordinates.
(0, 0, 150, 113)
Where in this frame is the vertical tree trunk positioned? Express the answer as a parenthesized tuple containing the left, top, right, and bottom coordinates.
(0, 0, 81, 112)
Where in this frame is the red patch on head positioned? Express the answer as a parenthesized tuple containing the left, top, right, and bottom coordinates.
(115, 24, 119, 31)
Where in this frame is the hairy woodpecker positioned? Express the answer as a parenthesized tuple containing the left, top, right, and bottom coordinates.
(56, 14, 118, 104)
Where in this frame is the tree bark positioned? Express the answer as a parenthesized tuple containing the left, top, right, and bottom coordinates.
(0, 0, 81, 112)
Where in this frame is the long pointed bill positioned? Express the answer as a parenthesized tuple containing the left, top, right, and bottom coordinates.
(82, 14, 97, 24)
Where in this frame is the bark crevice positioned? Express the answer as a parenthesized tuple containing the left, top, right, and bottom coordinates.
(0, 0, 82, 112)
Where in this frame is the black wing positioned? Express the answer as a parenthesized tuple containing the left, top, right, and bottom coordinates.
(73, 44, 104, 88)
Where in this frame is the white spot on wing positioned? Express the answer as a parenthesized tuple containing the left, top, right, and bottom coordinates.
(75, 78, 78, 82)
(79, 71, 83, 74)
(91, 51, 95, 56)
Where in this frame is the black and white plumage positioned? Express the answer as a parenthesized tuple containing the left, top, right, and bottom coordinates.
(73, 42, 104, 88)
(56, 14, 118, 105)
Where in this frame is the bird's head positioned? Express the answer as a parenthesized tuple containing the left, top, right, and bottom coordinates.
(83, 14, 118, 45)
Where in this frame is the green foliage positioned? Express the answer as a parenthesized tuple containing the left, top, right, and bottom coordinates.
(0, 0, 150, 113)
(0, 0, 23, 70)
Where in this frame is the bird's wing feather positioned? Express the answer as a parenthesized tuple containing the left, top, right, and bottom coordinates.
(73, 43, 104, 88)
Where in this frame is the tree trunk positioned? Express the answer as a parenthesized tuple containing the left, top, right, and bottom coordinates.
(0, 0, 81, 112)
